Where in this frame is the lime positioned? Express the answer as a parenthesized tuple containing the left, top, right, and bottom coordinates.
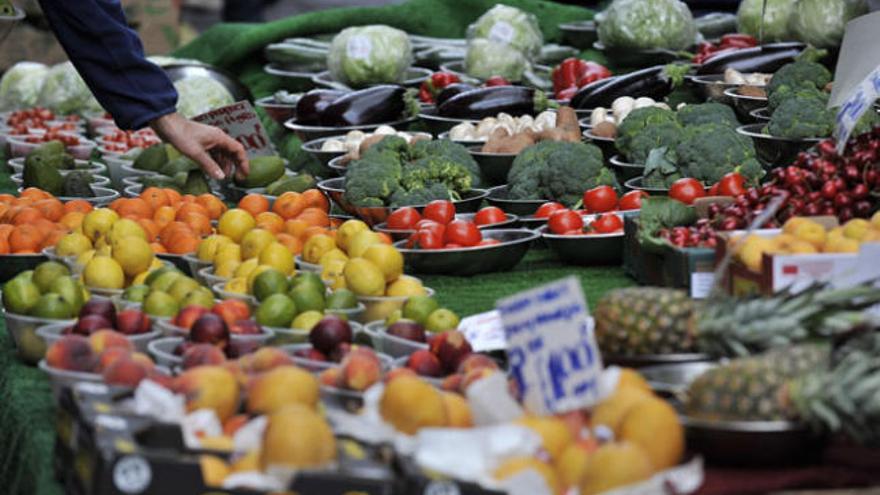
(123, 284, 151, 303)
(3, 277, 41, 314)
(384, 309, 403, 326)
(326, 289, 357, 310)
(252, 269, 290, 302)
(13, 270, 33, 283)
(425, 308, 460, 333)
(181, 287, 215, 309)
(255, 294, 297, 327)
(343, 258, 386, 296)
(403, 295, 440, 325)
(149, 270, 182, 292)
(143, 290, 179, 317)
(144, 266, 178, 286)
(291, 310, 324, 331)
(289, 285, 326, 314)
(49, 276, 85, 315)
(168, 277, 201, 300)
(33, 261, 70, 294)
(29, 293, 74, 319)
(289, 272, 324, 295)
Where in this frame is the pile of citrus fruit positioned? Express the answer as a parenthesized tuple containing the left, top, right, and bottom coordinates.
(235, 191, 333, 256)
(0, 188, 94, 255)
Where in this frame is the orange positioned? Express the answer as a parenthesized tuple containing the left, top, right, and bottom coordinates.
(296, 207, 329, 227)
(179, 211, 212, 237)
(284, 219, 309, 238)
(59, 212, 85, 232)
(0, 194, 15, 204)
(1, 205, 19, 223)
(43, 228, 67, 249)
(160, 221, 191, 243)
(163, 188, 182, 206)
(63, 199, 93, 214)
(136, 218, 160, 242)
(196, 194, 227, 220)
(272, 192, 305, 220)
(301, 189, 329, 212)
(32, 218, 56, 240)
(167, 232, 200, 254)
(376, 232, 393, 245)
(150, 242, 168, 254)
(176, 202, 209, 220)
(276, 233, 303, 255)
(255, 212, 284, 234)
(19, 187, 51, 201)
(140, 187, 170, 211)
(0, 237, 9, 254)
(180, 194, 196, 204)
(153, 205, 177, 228)
(117, 197, 152, 219)
(301, 226, 329, 243)
(0, 224, 14, 242)
(33, 198, 64, 222)
(0, 203, 9, 222)
(9, 225, 44, 253)
(238, 194, 269, 217)
(108, 198, 126, 212)
(12, 207, 43, 226)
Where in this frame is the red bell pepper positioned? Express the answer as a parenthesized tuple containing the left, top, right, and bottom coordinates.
(551, 58, 612, 100)
(719, 34, 758, 49)
(418, 71, 461, 103)
(484, 75, 511, 87)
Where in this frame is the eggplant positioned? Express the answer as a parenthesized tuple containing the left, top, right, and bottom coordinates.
(437, 86, 546, 119)
(434, 83, 476, 107)
(695, 42, 806, 76)
(570, 65, 688, 110)
(319, 85, 408, 127)
(295, 89, 346, 125)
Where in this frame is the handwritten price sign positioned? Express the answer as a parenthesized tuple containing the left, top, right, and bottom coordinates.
(193, 101, 276, 158)
(834, 66, 880, 153)
(497, 277, 603, 415)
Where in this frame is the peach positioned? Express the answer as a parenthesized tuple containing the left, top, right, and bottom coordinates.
(211, 299, 250, 327)
(246, 366, 319, 414)
(457, 354, 498, 375)
(182, 343, 226, 369)
(116, 309, 152, 335)
(97, 347, 131, 372)
(407, 349, 444, 378)
(441, 373, 464, 393)
(461, 366, 497, 391)
(175, 365, 240, 421)
(319, 367, 341, 387)
(383, 367, 416, 383)
(339, 349, 381, 391)
(174, 305, 210, 330)
(46, 335, 97, 372)
(102, 357, 150, 387)
(442, 392, 473, 428)
(89, 329, 133, 355)
(239, 347, 293, 374)
(225, 339, 260, 359)
(229, 319, 262, 336)
(131, 352, 155, 371)
(429, 331, 473, 374)
(147, 369, 174, 389)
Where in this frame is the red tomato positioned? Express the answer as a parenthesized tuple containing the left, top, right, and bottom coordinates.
(718, 172, 746, 197)
(708, 182, 720, 196)
(444, 220, 482, 247)
(563, 230, 583, 236)
(443, 243, 463, 249)
(387, 207, 422, 230)
(473, 206, 507, 226)
(583, 185, 618, 213)
(478, 238, 501, 246)
(547, 210, 584, 235)
(669, 178, 706, 205)
(423, 200, 455, 225)
(590, 213, 623, 233)
(413, 230, 443, 250)
(618, 190, 648, 211)
(534, 202, 565, 219)
(415, 220, 446, 240)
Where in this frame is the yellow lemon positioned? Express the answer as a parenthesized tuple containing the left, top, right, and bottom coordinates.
(56, 233, 92, 257)
(234, 258, 260, 279)
(224, 277, 248, 294)
(76, 249, 97, 268)
(218, 208, 256, 243)
(259, 242, 295, 275)
(362, 243, 403, 283)
(843, 219, 871, 241)
(386, 275, 426, 297)
(790, 220, 827, 248)
(347, 230, 382, 258)
(872, 211, 880, 229)
(318, 248, 349, 268)
(302, 234, 337, 264)
(343, 258, 385, 296)
(321, 259, 347, 290)
(82, 208, 119, 242)
(335, 220, 369, 253)
(197, 235, 232, 262)
(112, 237, 155, 277)
(214, 243, 242, 266)
(240, 228, 276, 260)
(83, 256, 125, 290)
(215, 260, 242, 278)
(109, 218, 147, 243)
(131, 271, 150, 286)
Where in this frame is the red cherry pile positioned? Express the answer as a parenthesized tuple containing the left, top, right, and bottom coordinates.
(23, 131, 81, 146)
(101, 128, 160, 152)
(399, 200, 505, 250)
(658, 218, 719, 248)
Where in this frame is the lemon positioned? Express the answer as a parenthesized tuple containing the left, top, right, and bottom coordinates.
(246, 264, 275, 292)
(95, 243, 112, 257)
(291, 310, 324, 331)
(259, 242, 295, 275)
(131, 271, 151, 286)
(215, 259, 242, 278)
(84, 256, 125, 290)
(109, 218, 147, 243)
(224, 277, 248, 294)
(241, 228, 276, 260)
(82, 208, 119, 242)
(336, 220, 369, 253)
(234, 258, 260, 279)
(214, 243, 242, 266)
(843, 219, 871, 241)
(318, 248, 349, 268)
(112, 237, 155, 277)
(347, 230, 382, 258)
(321, 259, 347, 290)
(56, 233, 92, 257)
(197, 235, 232, 262)
(218, 208, 255, 243)
(362, 244, 403, 283)
(76, 249, 96, 268)
(343, 258, 386, 296)
(386, 275, 426, 297)
(303, 234, 337, 264)
(148, 258, 164, 270)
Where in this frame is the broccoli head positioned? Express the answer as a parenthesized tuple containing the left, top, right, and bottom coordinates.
(616, 106, 684, 163)
(343, 153, 403, 206)
(767, 60, 832, 97)
(362, 135, 410, 158)
(675, 123, 764, 184)
(676, 103, 739, 129)
(768, 95, 834, 139)
(642, 147, 682, 189)
(508, 141, 617, 206)
(389, 183, 451, 207)
(401, 155, 473, 194)
(411, 138, 483, 188)
(767, 84, 826, 112)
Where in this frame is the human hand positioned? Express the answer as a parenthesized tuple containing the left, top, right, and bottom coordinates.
(150, 112, 249, 181)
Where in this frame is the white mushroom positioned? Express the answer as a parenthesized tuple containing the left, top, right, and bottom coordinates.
(344, 130, 365, 142)
(374, 125, 396, 135)
(535, 111, 556, 129)
(449, 122, 476, 140)
(634, 97, 655, 109)
(320, 139, 346, 152)
(590, 107, 608, 127)
(611, 96, 635, 118)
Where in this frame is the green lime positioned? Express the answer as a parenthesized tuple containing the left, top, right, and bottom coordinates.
(32, 261, 70, 294)
(289, 272, 325, 295)
(29, 293, 74, 319)
(326, 288, 357, 310)
(149, 270, 182, 292)
(403, 295, 440, 325)
(14, 270, 34, 283)
(123, 284, 151, 303)
(255, 294, 297, 327)
(253, 269, 290, 302)
(3, 277, 41, 314)
(145, 266, 179, 287)
(181, 286, 215, 309)
(169, 277, 200, 301)
(291, 310, 324, 330)
(289, 285, 326, 314)
(384, 309, 403, 326)
(143, 290, 179, 317)
(425, 308, 460, 333)
(50, 276, 85, 315)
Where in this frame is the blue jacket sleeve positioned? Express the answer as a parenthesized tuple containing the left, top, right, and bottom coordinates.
(37, 0, 178, 130)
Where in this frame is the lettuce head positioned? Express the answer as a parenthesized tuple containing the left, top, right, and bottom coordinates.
(598, 0, 697, 50)
(466, 4, 543, 60)
(0, 62, 48, 111)
(327, 25, 412, 87)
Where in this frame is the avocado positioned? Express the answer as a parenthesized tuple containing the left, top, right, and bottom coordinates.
(181, 171, 210, 195)
(159, 156, 198, 177)
(30, 140, 65, 157)
(23, 156, 64, 195)
(133, 143, 169, 172)
(62, 171, 96, 198)
(235, 155, 285, 188)
(140, 175, 181, 192)
(266, 173, 316, 196)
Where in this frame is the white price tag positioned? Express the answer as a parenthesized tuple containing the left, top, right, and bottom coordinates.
(346, 35, 373, 60)
(834, 66, 880, 152)
(690, 272, 715, 299)
(497, 277, 603, 415)
(193, 101, 276, 158)
(459, 310, 506, 352)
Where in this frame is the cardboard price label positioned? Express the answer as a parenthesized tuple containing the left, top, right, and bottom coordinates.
(459, 310, 506, 352)
(193, 101, 276, 158)
(497, 277, 603, 415)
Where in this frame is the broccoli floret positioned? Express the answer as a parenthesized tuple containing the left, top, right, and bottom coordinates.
(676, 103, 739, 129)
(767, 84, 826, 112)
(768, 96, 834, 139)
(401, 155, 473, 194)
(362, 135, 410, 158)
(343, 154, 403, 206)
(616, 107, 684, 163)
(767, 60, 832, 97)
(508, 141, 617, 206)
(411, 138, 483, 188)
(389, 183, 451, 207)
(675, 123, 764, 184)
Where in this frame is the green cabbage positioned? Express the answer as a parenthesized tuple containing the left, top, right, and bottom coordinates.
(736, 0, 798, 41)
(327, 25, 412, 87)
(466, 4, 543, 60)
(790, 0, 867, 48)
(598, 0, 697, 50)
(37, 62, 103, 115)
(464, 39, 529, 81)
(0, 62, 48, 111)
(174, 76, 234, 118)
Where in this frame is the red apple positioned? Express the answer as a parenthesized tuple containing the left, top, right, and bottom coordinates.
(190, 313, 229, 348)
(211, 299, 250, 326)
(387, 320, 427, 343)
(229, 319, 262, 335)
(116, 309, 152, 335)
(182, 343, 226, 369)
(174, 305, 210, 330)
(407, 349, 444, 377)
(309, 315, 352, 354)
(72, 314, 114, 336)
(293, 347, 327, 362)
(225, 339, 260, 358)
(329, 342, 353, 363)
(429, 331, 473, 374)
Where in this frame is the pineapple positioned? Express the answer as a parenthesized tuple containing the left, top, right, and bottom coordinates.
(593, 284, 880, 358)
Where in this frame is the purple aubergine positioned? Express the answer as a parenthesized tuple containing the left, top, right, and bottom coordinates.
(695, 42, 806, 75)
(434, 83, 477, 107)
(295, 89, 346, 125)
(319, 85, 408, 127)
(437, 86, 548, 119)
(571, 64, 689, 110)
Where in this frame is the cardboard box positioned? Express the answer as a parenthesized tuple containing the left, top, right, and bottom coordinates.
(0, 0, 180, 71)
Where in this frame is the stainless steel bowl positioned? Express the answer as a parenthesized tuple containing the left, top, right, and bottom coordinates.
(686, 74, 740, 103)
(263, 63, 319, 88)
(317, 177, 488, 226)
(633, 361, 717, 396)
(255, 95, 298, 125)
(485, 185, 546, 216)
(724, 87, 768, 122)
(418, 107, 478, 136)
(749, 106, 772, 123)
(164, 63, 251, 101)
(736, 123, 822, 168)
(302, 135, 349, 171)
(362, 320, 428, 358)
(609, 155, 645, 182)
(0, 6, 25, 44)
(284, 115, 417, 143)
(394, 229, 538, 276)
(593, 41, 682, 68)
(147, 336, 184, 368)
(582, 128, 617, 161)
(437, 131, 484, 148)
(467, 146, 516, 186)
(623, 177, 669, 196)
(540, 215, 624, 265)
(311, 67, 433, 90)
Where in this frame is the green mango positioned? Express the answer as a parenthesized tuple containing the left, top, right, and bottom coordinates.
(23, 155, 63, 196)
(236, 155, 285, 188)
(266, 173, 316, 196)
(62, 171, 95, 197)
(133, 143, 169, 172)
